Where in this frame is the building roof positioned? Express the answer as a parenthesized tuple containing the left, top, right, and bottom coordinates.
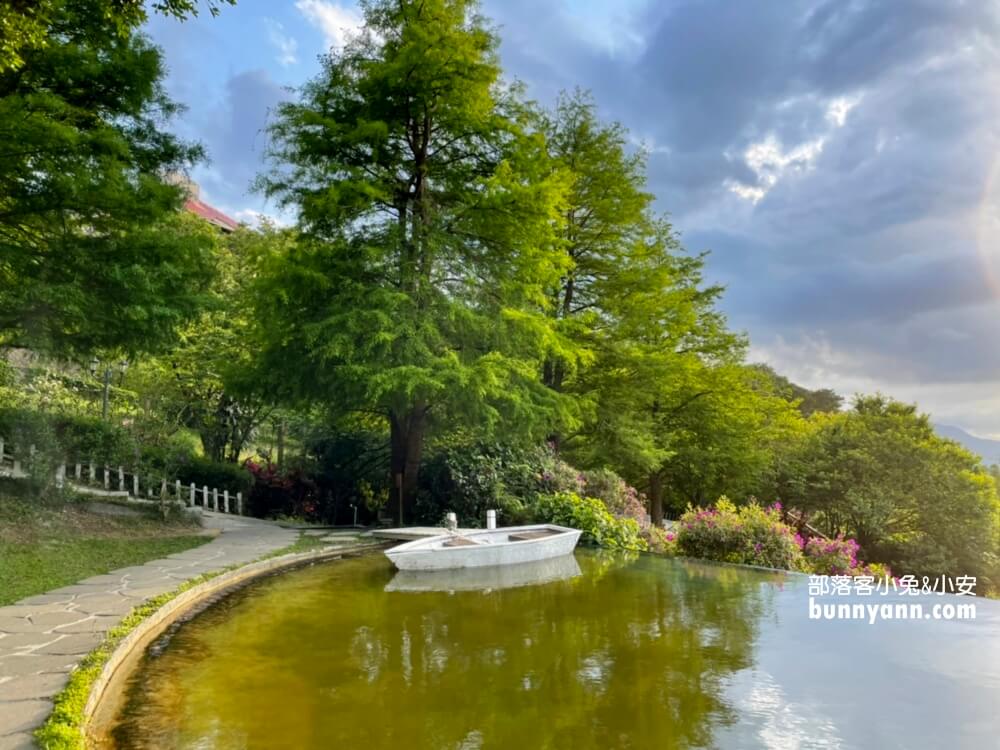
(183, 198, 240, 233)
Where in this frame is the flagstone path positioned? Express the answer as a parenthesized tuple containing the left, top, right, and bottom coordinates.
(0, 512, 298, 749)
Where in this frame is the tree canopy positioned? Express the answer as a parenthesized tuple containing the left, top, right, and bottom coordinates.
(0, 0, 235, 73)
(772, 395, 1000, 587)
(0, 0, 216, 356)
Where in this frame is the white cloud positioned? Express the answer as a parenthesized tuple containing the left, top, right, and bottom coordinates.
(265, 19, 298, 67)
(726, 134, 825, 204)
(724, 94, 862, 204)
(296, 0, 364, 51)
(825, 94, 862, 128)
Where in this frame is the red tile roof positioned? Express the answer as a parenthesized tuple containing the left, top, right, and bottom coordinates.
(184, 198, 240, 232)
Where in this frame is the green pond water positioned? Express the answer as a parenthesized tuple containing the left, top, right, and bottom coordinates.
(109, 550, 999, 749)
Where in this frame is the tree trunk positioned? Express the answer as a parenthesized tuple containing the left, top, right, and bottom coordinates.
(389, 403, 427, 525)
(276, 419, 285, 467)
(199, 430, 225, 463)
(649, 471, 664, 526)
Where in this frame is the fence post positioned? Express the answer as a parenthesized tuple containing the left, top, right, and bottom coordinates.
(12, 459, 20, 476)
(0, 438, 5, 464)
(203, 485, 209, 511)
(75, 463, 81, 481)
(133, 473, 139, 497)
(212, 488, 219, 512)
(236, 492, 243, 516)
(56, 463, 66, 489)
(190, 482, 196, 507)
(223, 489, 230, 513)
(29, 444, 36, 464)
(103, 465, 110, 490)
(88, 462, 95, 484)
(118, 467, 125, 491)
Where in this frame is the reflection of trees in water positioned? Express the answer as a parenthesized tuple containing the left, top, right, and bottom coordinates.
(112, 553, 780, 750)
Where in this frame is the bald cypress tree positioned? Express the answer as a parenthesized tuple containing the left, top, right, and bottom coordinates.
(256, 0, 573, 522)
(537, 92, 750, 522)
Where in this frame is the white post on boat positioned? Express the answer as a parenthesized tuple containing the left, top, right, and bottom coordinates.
(445, 512, 458, 531)
(486, 509, 497, 530)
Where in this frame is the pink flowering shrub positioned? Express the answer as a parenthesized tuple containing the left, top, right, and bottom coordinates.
(674, 497, 888, 576)
(802, 536, 860, 575)
(581, 468, 649, 530)
(534, 444, 586, 495)
(801, 535, 892, 578)
(676, 497, 806, 570)
(642, 526, 678, 555)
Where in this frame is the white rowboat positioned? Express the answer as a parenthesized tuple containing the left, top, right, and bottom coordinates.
(384, 523, 582, 571)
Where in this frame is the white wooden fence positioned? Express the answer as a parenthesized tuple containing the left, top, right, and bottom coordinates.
(0, 437, 243, 515)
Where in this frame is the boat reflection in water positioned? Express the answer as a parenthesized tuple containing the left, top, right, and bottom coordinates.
(385, 552, 582, 593)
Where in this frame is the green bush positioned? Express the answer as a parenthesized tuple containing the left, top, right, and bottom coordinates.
(140, 445, 251, 495)
(53, 416, 138, 465)
(415, 440, 547, 526)
(0, 407, 139, 473)
(0, 407, 62, 491)
(676, 497, 805, 570)
(534, 492, 647, 551)
(308, 429, 390, 524)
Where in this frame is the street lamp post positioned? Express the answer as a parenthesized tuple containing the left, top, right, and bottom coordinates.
(90, 358, 129, 420)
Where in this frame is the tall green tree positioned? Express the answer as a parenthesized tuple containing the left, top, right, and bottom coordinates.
(0, 0, 235, 73)
(0, 1, 216, 356)
(255, 0, 574, 521)
(535, 92, 758, 523)
(537, 91, 655, 403)
(129, 226, 285, 462)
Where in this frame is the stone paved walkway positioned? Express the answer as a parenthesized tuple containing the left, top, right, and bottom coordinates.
(0, 512, 297, 749)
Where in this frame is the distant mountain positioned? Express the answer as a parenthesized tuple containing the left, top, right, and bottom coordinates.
(935, 424, 1000, 464)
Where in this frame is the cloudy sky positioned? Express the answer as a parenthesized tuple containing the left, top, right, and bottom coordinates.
(146, 0, 1000, 437)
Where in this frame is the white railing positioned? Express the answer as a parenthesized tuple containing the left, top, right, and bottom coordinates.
(0, 437, 244, 515)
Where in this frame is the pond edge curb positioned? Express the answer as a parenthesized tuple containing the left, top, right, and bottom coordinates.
(37, 542, 383, 749)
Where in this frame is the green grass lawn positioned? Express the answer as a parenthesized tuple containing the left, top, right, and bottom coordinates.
(0, 491, 211, 606)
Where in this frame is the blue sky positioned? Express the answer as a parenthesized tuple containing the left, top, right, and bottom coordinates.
(146, 0, 1000, 437)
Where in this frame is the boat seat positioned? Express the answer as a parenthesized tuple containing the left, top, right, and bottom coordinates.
(442, 536, 479, 547)
(508, 529, 559, 542)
